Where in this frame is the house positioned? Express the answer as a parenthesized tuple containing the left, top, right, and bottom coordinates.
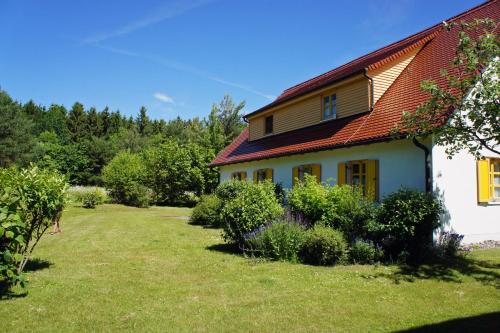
(210, 0, 500, 243)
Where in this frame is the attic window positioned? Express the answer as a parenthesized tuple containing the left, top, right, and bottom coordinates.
(265, 115, 273, 135)
(322, 93, 337, 120)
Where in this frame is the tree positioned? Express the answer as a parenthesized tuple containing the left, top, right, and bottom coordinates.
(142, 141, 202, 205)
(204, 107, 226, 153)
(87, 107, 102, 137)
(395, 19, 499, 158)
(136, 106, 151, 136)
(0, 91, 34, 167)
(67, 102, 88, 142)
(213, 95, 246, 145)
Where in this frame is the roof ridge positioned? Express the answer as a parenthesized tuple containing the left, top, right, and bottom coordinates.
(279, 0, 495, 97)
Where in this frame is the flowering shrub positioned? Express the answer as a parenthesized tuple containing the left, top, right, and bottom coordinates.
(246, 220, 307, 262)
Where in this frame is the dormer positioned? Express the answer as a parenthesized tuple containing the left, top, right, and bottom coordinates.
(245, 43, 424, 142)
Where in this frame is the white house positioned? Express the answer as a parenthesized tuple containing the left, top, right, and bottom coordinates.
(211, 1, 500, 243)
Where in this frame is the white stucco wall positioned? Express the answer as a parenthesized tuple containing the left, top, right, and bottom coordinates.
(219, 140, 427, 198)
(432, 145, 500, 243)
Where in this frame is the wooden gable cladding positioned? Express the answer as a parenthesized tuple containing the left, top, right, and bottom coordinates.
(248, 74, 370, 141)
(368, 45, 422, 105)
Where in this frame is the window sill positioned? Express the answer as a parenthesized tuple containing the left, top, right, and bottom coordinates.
(479, 201, 500, 206)
(320, 117, 337, 123)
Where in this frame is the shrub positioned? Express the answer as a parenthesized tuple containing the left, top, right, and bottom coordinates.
(190, 194, 222, 227)
(349, 239, 384, 264)
(68, 187, 107, 208)
(286, 175, 376, 240)
(300, 225, 348, 265)
(142, 142, 211, 206)
(246, 220, 307, 262)
(221, 181, 284, 245)
(377, 188, 443, 262)
(322, 185, 377, 241)
(286, 174, 330, 223)
(215, 180, 250, 202)
(102, 152, 150, 208)
(0, 166, 68, 292)
(435, 230, 464, 258)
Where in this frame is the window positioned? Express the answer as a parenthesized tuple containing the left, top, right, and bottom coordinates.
(265, 115, 273, 135)
(322, 93, 337, 120)
(477, 158, 500, 202)
(253, 168, 273, 183)
(231, 171, 247, 181)
(338, 160, 378, 201)
(292, 164, 321, 186)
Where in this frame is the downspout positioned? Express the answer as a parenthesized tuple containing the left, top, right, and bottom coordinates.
(363, 69, 374, 111)
(412, 137, 432, 193)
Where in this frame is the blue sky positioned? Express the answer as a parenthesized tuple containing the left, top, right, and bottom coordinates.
(0, 0, 484, 120)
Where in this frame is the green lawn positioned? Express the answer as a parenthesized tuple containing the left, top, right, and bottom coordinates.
(1, 204, 499, 332)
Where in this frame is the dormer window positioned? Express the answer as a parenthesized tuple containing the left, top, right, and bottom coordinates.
(322, 93, 337, 120)
(265, 115, 273, 135)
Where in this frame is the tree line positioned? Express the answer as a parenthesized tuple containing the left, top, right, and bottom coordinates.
(0, 89, 245, 190)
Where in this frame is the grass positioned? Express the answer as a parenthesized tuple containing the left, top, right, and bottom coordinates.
(1, 204, 499, 332)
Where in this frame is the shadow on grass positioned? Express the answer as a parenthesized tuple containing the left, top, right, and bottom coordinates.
(24, 258, 53, 272)
(364, 255, 500, 288)
(206, 243, 242, 256)
(394, 311, 500, 333)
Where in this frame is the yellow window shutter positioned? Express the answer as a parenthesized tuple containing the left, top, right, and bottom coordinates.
(337, 162, 346, 185)
(477, 159, 490, 203)
(265, 168, 273, 181)
(366, 160, 379, 201)
(292, 167, 299, 187)
(241, 172, 247, 181)
(253, 170, 258, 184)
(312, 164, 321, 182)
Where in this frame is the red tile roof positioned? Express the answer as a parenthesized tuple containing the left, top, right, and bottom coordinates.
(211, 0, 499, 167)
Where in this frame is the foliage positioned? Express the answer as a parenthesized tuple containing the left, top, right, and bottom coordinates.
(286, 174, 330, 223)
(102, 152, 150, 207)
(0, 90, 243, 196)
(377, 188, 443, 262)
(214, 179, 250, 202)
(68, 187, 107, 209)
(300, 225, 348, 266)
(142, 141, 212, 205)
(221, 181, 284, 245)
(0, 166, 68, 293)
(435, 231, 464, 258)
(246, 220, 307, 262)
(287, 175, 377, 239)
(190, 194, 223, 227)
(0, 90, 34, 167)
(394, 19, 500, 158)
(349, 239, 384, 264)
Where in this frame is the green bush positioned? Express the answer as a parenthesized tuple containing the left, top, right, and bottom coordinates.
(221, 181, 284, 245)
(349, 239, 384, 264)
(300, 225, 348, 265)
(102, 152, 150, 208)
(287, 175, 376, 240)
(322, 185, 377, 241)
(68, 187, 107, 209)
(190, 194, 222, 227)
(377, 188, 443, 262)
(215, 179, 250, 202)
(142, 141, 214, 206)
(0, 166, 68, 293)
(286, 174, 330, 223)
(246, 220, 307, 262)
